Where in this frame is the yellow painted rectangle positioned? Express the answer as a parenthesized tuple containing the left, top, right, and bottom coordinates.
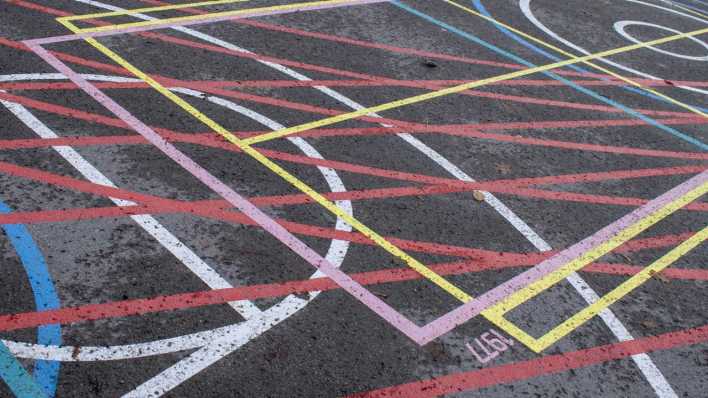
(56, 6, 707, 352)
(58, 0, 249, 22)
(64, 0, 367, 33)
(240, 25, 708, 145)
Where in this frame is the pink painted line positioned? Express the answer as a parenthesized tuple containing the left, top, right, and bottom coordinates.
(23, 29, 708, 345)
(25, 41, 426, 342)
(415, 169, 708, 344)
(24, 0, 390, 46)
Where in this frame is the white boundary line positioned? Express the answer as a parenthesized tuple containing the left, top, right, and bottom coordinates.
(38, 0, 684, 395)
(0, 74, 351, 365)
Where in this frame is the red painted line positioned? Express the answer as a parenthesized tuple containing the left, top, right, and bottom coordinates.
(2, 89, 706, 162)
(137, 0, 602, 80)
(1, 168, 705, 227)
(1, 28, 704, 142)
(0, 136, 703, 227)
(0, 153, 702, 264)
(280, 122, 708, 160)
(618, 231, 695, 253)
(1, 79, 697, 119)
(232, 18, 621, 81)
(3, 174, 704, 225)
(6, 3, 700, 121)
(0, 159, 534, 260)
(0, 246, 702, 333)
(6, 0, 71, 16)
(346, 324, 708, 397)
(0, 124, 701, 188)
(189, 78, 698, 122)
(490, 186, 708, 211)
(130, 30, 697, 120)
(7, 78, 708, 92)
(2, 128, 703, 205)
(0, 91, 132, 130)
(283, 117, 708, 139)
(0, 95, 704, 216)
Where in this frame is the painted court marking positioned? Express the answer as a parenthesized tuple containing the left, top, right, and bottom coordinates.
(32, 0, 389, 43)
(15, 0, 704, 352)
(0, 0, 706, 397)
(441, 0, 708, 122)
(238, 26, 708, 145)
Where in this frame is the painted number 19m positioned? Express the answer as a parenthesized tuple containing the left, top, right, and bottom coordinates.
(466, 329, 515, 364)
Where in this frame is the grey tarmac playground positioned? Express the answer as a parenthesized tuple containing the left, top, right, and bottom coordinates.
(0, 0, 707, 396)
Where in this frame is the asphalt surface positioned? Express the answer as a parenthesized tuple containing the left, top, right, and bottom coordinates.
(0, 0, 706, 397)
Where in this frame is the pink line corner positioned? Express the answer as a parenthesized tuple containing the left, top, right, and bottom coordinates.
(21, 7, 708, 345)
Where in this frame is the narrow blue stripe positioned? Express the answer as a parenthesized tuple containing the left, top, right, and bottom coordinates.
(671, 0, 708, 13)
(0, 201, 60, 397)
(391, 1, 708, 150)
(471, 0, 708, 114)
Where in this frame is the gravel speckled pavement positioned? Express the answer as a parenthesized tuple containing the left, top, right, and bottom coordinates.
(0, 0, 706, 396)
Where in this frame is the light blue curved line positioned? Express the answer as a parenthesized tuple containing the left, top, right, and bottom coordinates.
(0, 201, 60, 397)
(390, 1, 708, 150)
(472, 0, 708, 114)
(688, 0, 708, 7)
(0, 343, 47, 397)
(672, 0, 708, 13)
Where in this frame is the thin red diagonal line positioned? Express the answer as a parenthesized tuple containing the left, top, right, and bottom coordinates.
(129, 30, 698, 120)
(0, 152, 704, 241)
(3, 3, 700, 120)
(0, 246, 702, 333)
(2, 89, 706, 162)
(0, 126, 701, 192)
(0, 164, 705, 227)
(135, 0, 603, 80)
(346, 324, 708, 397)
(1, 74, 697, 119)
(4, 78, 708, 91)
(0, 157, 704, 262)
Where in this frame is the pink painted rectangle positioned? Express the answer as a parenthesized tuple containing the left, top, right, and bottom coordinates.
(23, 0, 708, 345)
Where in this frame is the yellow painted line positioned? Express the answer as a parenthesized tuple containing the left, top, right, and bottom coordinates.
(58, 0, 249, 22)
(532, 226, 708, 352)
(443, 0, 708, 119)
(481, 183, 707, 352)
(241, 25, 708, 145)
(485, 182, 707, 316)
(70, 0, 367, 33)
(57, 12, 707, 353)
(665, 0, 708, 20)
(441, 0, 708, 352)
(57, 18, 475, 304)
(489, 223, 708, 353)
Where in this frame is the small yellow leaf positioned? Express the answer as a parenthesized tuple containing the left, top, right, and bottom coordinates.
(473, 191, 486, 202)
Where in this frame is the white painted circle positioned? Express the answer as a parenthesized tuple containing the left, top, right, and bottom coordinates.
(520, 0, 708, 96)
(614, 20, 708, 61)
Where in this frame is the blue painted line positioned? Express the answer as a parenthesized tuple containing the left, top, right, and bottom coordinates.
(471, 0, 708, 114)
(0, 343, 47, 397)
(672, 0, 708, 13)
(391, 1, 708, 150)
(688, 0, 708, 7)
(0, 201, 60, 398)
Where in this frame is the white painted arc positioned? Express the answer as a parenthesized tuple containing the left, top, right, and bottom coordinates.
(67, 0, 677, 395)
(519, 0, 708, 96)
(65, 0, 552, 392)
(614, 20, 708, 61)
(519, 2, 704, 395)
(1, 87, 261, 320)
(42, 1, 677, 396)
(0, 73, 351, 361)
